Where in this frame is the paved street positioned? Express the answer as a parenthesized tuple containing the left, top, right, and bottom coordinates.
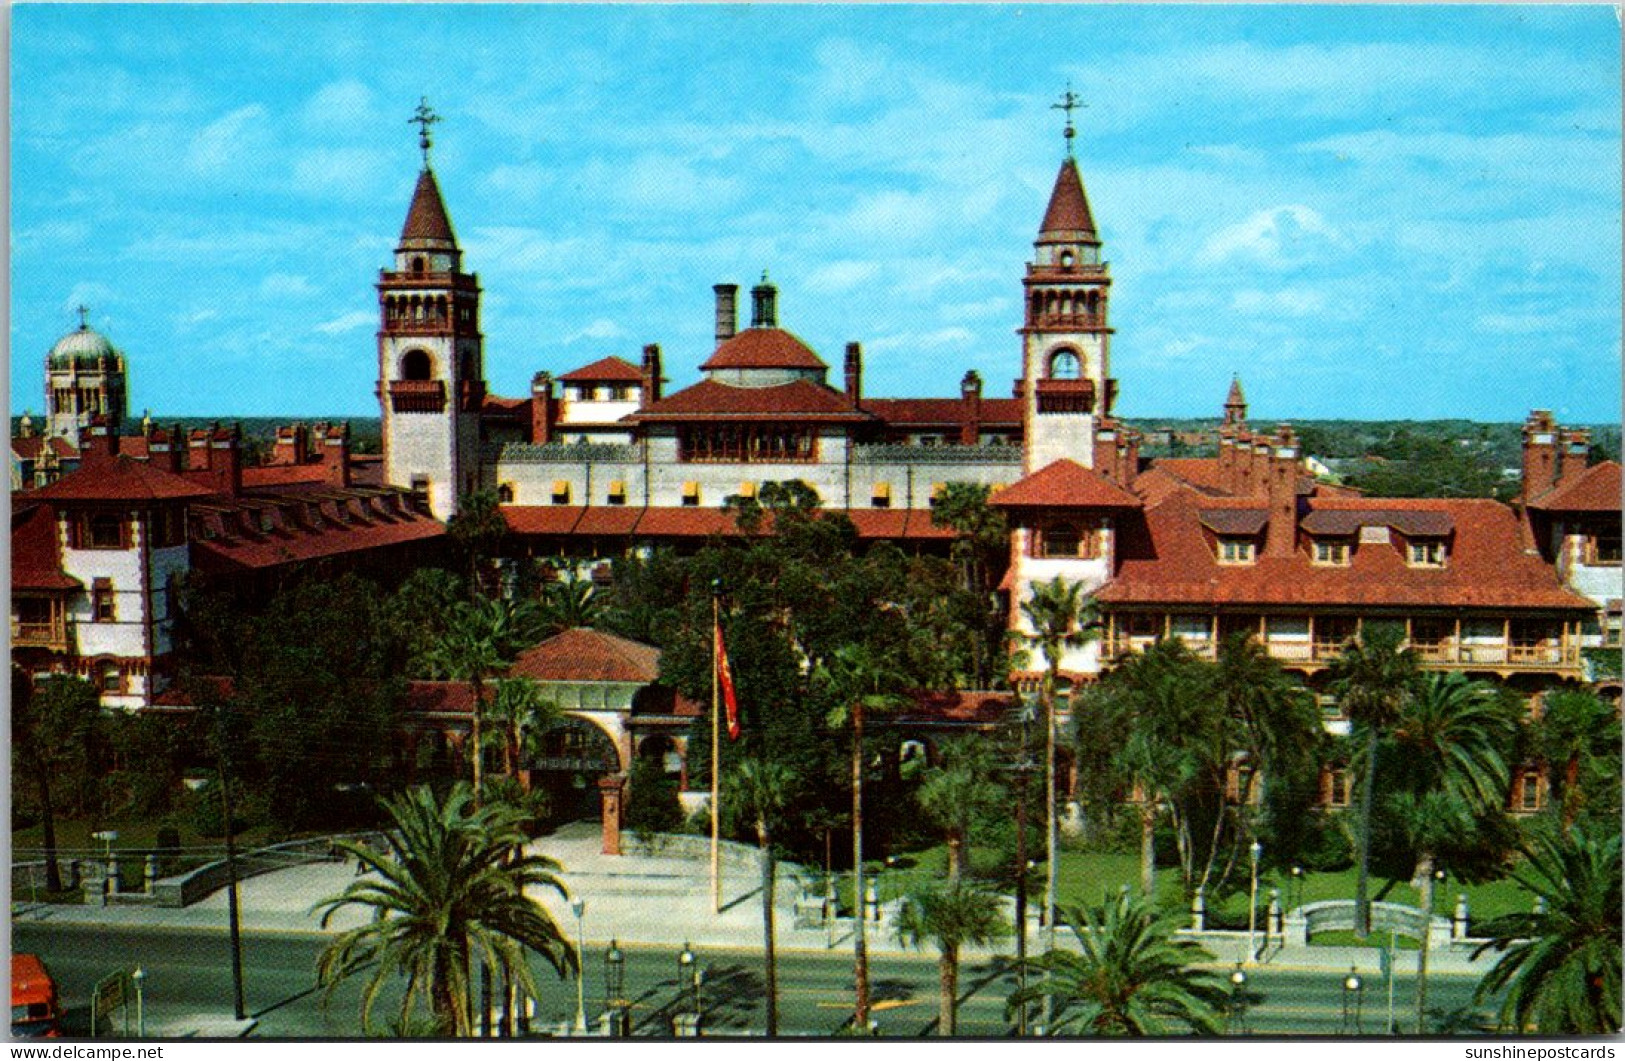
(15, 920, 1496, 1038)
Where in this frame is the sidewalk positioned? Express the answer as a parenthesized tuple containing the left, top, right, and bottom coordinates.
(12, 821, 1499, 977)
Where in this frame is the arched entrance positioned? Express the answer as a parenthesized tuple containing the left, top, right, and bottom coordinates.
(526, 715, 621, 822)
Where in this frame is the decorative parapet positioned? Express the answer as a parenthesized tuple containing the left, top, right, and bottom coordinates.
(498, 442, 642, 464)
(851, 444, 1023, 465)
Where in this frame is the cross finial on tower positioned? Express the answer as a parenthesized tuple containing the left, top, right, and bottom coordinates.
(409, 97, 441, 165)
(1051, 84, 1086, 158)
(75, 304, 90, 330)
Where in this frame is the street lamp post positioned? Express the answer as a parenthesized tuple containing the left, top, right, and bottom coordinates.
(1247, 839, 1262, 963)
(604, 940, 625, 1036)
(1291, 864, 1304, 911)
(571, 899, 588, 1034)
(130, 967, 145, 1038)
(678, 942, 696, 1013)
(1341, 968, 1364, 1034)
(1228, 964, 1248, 1034)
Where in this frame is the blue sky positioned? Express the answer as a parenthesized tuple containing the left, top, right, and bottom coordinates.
(11, 5, 1622, 423)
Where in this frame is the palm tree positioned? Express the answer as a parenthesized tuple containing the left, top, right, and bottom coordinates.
(1530, 688, 1621, 832)
(723, 756, 801, 1036)
(1472, 824, 1621, 1034)
(1328, 621, 1420, 938)
(538, 577, 600, 636)
(895, 880, 1009, 1036)
(485, 678, 561, 789)
(1007, 890, 1228, 1036)
(1019, 577, 1098, 956)
(1388, 671, 1516, 1030)
(425, 598, 540, 797)
(916, 736, 1005, 881)
(816, 641, 906, 1032)
(313, 783, 577, 1036)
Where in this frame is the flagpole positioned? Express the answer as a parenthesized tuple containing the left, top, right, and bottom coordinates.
(711, 586, 723, 913)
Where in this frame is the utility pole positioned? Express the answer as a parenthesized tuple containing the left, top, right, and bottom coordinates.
(215, 707, 246, 1021)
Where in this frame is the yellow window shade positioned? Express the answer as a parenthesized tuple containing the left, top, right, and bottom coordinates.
(607, 480, 627, 497)
(551, 480, 571, 503)
(930, 482, 946, 499)
(871, 482, 891, 500)
(737, 482, 756, 498)
(682, 481, 700, 498)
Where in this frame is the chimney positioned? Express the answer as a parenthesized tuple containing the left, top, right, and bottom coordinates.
(1218, 432, 1236, 493)
(1265, 426, 1301, 559)
(1251, 438, 1272, 498)
(846, 343, 865, 404)
(17, 411, 34, 439)
(211, 423, 243, 496)
(1093, 422, 1119, 481)
(1558, 428, 1592, 488)
(1120, 429, 1141, 485)
(530, 372, 555, 445)
(641, 344, 663, 407)
(322, 422, 351, 487)
(188, 428, 212, 474)
(749, 273, 777, 328)
(1521, 410, 1560, 502)
(148, 425, 184, 474)
(713, 284, 738, 345)
(959, 369, 982, 445)
(84, 414, 119, 459)
(273, 424, 311, 466)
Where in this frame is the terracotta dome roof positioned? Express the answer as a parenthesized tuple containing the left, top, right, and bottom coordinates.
(700, 328, 826, 371)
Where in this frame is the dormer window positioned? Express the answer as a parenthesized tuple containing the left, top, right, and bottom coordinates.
(1313, 539, 1351, 566)
(1038, 521, 1102, 560)
(1590, 526, 1622, 565)
(1218, 538, 1256, 564)
(1408, 539, 1446, 568)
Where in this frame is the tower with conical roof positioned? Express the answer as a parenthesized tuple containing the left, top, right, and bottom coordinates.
(1019, 100, 1115, 474)
(45, 306, 128, 449)
(377, 100, 485, 520)
(1223, 375, 1248, 428)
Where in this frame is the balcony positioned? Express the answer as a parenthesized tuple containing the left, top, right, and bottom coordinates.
(11, 619, 69, 651)
(1099, 633, 1579, 673)
(388, 380, 447, 414)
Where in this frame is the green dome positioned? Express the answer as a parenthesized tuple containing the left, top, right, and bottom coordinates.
(48, 325, 119, 370)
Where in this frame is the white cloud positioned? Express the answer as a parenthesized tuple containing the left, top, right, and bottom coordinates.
(1231, 287, 1327, 317)
(187, 104, 270, 176)
(563, 319, 625, 344)
(803, 260, 880, 295)
(313, 310, 376, 335)
(1200, 205, 1340, 268)
(301, 80, 376, 131)
(260, 273, 317, 299)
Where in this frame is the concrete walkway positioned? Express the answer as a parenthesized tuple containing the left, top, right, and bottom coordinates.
(13, 822, 1501, 977)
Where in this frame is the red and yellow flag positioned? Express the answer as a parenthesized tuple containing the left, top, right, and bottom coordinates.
(715, 621, 741, 740)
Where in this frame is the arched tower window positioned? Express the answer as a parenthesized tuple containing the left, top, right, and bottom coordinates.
(1048, 349, 1081, 380)
(411, 256, 426, 274)
(400, 349, 434, 381)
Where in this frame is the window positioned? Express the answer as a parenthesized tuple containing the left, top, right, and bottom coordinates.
(1408, 539, 1446, 567)
(400, 349, 433, 381)
(1048, 349, 1081, 379)
(1042, 524, 1081, 558)
(99, 664, 122, 694)
(736, 482, 757, 499)
(80, 512, 126, 550)
(681, 482, 701, 508)
(551, 480, 571, 505)
(1313, 539, 1350, 566)
(870, 483, 891, 509)
(1518, 772, 1544, 812)
(1219, 538, 1256, 564)
(1591, 527, 1622, 565)
(607, 480, 627, 506)
(409, 477, 430, 512)
(1326, 768, 1352, 807)
(92, 579, 115, 623)
(497, 484, 514, 504)
(609, 386, 630, 401)
(929, 483, 946, 506)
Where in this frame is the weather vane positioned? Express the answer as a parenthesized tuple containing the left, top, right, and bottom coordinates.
(1051, 84, 1087, 158)
(409, 97, 441, 165)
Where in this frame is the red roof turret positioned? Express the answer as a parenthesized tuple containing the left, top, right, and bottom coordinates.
(398, 168, 458, 250)
(1038, 157, 1098, 245)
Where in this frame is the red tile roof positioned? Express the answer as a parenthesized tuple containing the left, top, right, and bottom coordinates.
(634, 378, 870, 421)
(399, 167, 456, 245)
(31, 455, 217, 502)
(560, 356, 642, 383)
(403, 680, 478, 716)
(1300, 507, 1454, 537)
(482, 395, 532, 416)
(11, 503, 80, 591)
(573, 506, 643, 536)
(241, 464, 329, 488)
(1146, 458, 1229, 494)
(699, 328, 827, 371)
(1039, 157, 1097, 241)
(991, 459, 1142, 509)
(509, 627, 662, 683)
(116, 436, 151, 460)
(632, 507, 739, 538)
(505, 505, 959, 541)
(1097, 491, 1592, 612)
(10, 436, 77, 462)
(190, 491, 443, 572)
(1530, 461, 1621, 513)
(863, 397, 1023, 427)
(891, 690, 1017, 726)
(503, 506, 587, 535)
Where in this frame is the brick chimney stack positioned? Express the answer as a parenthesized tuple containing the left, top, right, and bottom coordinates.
(1218, 431, 1236, 493)
(1558, 428, 1592, 488)
(83, 414, 119, 459)
(1093, 422, 1120, 482)
(530, 372, 555, 444)
(846, 342, 865, 405)
(186, 423, 241, 496)
(959, 370, 983, 446)
(1120, 428, 1141, 484)
(148, 425, 185, 473)
(1264, 425, 1301, 558)
(1521, 410, 1560, 502)
(273, 423, 311, 466)
(713, 284, 738, 345)
(641, 344, 663, 407)
(322, 422, 351, 487)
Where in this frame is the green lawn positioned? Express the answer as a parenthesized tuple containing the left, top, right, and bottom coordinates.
(835, 842, 1535, 934)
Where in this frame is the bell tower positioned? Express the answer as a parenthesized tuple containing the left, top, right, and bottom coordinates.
(377, 100, 485, 520)
(1020, 89, 1115, 475)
